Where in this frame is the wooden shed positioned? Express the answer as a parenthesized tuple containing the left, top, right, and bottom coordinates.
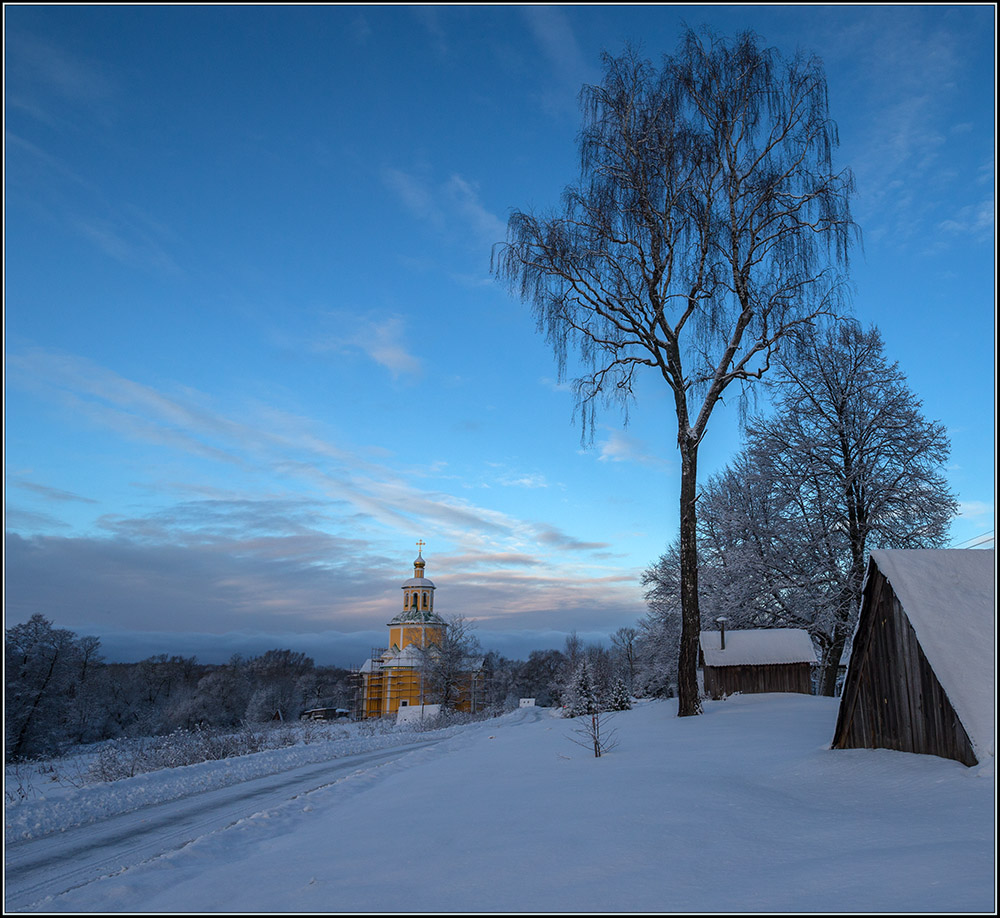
(699, 627, 817, 699)
(832, 549, 995, 767)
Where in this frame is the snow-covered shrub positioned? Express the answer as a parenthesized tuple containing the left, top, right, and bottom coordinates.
(85, 721, 315, 783)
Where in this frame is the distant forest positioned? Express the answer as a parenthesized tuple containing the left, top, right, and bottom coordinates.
(6, 614, 644, 762)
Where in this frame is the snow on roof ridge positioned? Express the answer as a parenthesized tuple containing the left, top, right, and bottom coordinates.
(699, 628, 817, 667)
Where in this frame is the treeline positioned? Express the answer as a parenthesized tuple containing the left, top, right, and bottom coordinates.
(6, 615, 650, 762)
(5, 614, 355, 762)
(480, 628, 642, 713)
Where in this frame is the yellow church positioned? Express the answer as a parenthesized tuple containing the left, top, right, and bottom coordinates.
(356, 543, 481, 719)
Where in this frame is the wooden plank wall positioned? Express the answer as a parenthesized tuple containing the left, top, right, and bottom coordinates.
(704, 662, 812, 699)
(832, 567, 977, 766)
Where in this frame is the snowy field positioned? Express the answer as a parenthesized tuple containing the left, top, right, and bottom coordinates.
(5, 695, 995, 913)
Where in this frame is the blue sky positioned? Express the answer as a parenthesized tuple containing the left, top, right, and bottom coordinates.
(5, 5, 995, 666)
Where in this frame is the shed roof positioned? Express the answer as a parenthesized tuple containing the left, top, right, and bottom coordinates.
(865, 548, 995, 761)
(700, 628, 817, 667)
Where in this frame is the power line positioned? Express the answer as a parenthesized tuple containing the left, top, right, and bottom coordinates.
(949, 530, 995, 549)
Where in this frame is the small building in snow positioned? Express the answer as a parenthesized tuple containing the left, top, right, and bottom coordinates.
(699, 627, 817, 699)
(832, 549, 995, 767)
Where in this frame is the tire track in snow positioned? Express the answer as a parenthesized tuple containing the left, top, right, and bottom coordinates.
(5, 741, 439, 911)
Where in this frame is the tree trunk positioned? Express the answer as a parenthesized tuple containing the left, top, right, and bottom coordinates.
(818, 617, 850, 696)
(677, 441, 703, 716)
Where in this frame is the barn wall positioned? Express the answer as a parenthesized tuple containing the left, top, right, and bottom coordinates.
(832, 568, 977, 766)
(704, 662, 812, 699)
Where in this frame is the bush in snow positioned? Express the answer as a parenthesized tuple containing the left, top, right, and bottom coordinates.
(86, 722, 312, 783)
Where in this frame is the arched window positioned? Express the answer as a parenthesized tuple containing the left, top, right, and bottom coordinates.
(422, 592, 428, 609)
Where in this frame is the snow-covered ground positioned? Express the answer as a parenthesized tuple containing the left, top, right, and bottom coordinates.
(5, 719, 460, 845)
(6, 695, 995, 913)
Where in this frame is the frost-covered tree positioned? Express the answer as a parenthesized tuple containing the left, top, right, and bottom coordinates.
(563, 660, 600, 718)
(736, 322, 955, 693)
(610, 626, 639, 692)
(481, 651, 519, 713)
(512, 649, 567, 707)
(245, 649, 315, 722)
(5, 615, 97, 759)
(636, 543, 684, 698)
(609, 677, 633, 711)
(495, 30, 856, 716)
(423, 616, 483, 712)
(642, 322, 957, 695)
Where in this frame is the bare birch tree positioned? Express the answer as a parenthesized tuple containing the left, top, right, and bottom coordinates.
(494, 30, 856, 715)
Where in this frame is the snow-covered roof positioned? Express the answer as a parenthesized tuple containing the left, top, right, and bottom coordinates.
(866, 548, 995, 761)
(388, 608, 446, 626)
(382, 643, 429, 668)
(401, 577, 436, 588)
(700, 628, 818, 667)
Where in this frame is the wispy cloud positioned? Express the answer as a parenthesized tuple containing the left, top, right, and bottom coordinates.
(937, 200, 994, 242)
(5, 30, 118, 127)
(307, 311, 423, 380)
(4, 343, 644, 643)
(827, 10, 990, 248)
(596, 430, 671, 469)
(74, 215, 180, 273)
(5, 349, 615, 577)
(484, 463, 551, 490)
(4, 507, 74, 531)
(7, 132, 180, 274)
(957, 500, 993, 519)
(350, 13, 373, 46)
(9, 479, 99, 504)
(532, 524, 609, 552)
(520, 6, 597, 116)
(412, 7, 449, 57)
(382, 167, 506, 247)
(443, 175, 507, 244)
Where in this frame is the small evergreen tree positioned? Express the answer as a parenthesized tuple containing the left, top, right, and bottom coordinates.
(609, 676, 632, 711)
(563, 660, 599, 718)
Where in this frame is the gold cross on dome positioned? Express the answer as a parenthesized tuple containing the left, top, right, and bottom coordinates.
(416, 539, 426, 553)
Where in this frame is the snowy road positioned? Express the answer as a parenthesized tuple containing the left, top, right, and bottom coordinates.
(4, 740, 440, 912)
